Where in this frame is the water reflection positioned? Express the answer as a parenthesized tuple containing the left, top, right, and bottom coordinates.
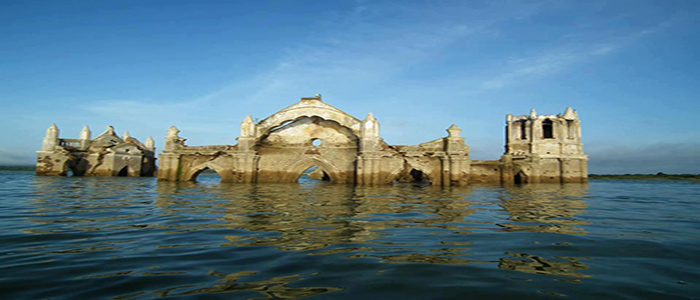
(497, 184, 589, 235)
(19, 174, 600, 298)
(499, 252, 591, 278)
(155, 271, 342, 298)
(28, 176, 592, 263)
(155, 179, 476, 253)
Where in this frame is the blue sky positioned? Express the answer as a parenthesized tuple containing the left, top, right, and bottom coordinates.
(1, 0, 699, 174)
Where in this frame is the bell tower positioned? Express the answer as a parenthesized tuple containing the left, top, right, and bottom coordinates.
(503, 108, 587, 183)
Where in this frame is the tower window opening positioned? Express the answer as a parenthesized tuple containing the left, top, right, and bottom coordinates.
(567, 120, 575, 139)
(542, 119, 554, 139)
(519, 120, 527, 140)
(311, 139, 322, 147)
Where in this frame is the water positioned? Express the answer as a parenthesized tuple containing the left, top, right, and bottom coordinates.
(0, 171, 698, 299)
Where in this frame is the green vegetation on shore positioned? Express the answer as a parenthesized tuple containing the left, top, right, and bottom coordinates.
(589, 173, 700, 181)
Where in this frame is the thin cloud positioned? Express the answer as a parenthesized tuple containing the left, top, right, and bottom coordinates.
(175, 1, 547, 107)
(480, 21, 673, 90)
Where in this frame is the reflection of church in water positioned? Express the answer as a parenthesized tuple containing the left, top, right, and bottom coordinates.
(153, 181, 591, 278)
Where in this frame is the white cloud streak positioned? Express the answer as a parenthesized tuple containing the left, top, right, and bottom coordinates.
(480, 20, 674, 90)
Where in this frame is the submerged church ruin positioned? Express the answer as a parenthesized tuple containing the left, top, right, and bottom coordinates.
(157, 95, 587, 185)
(36, 125, 156, 177)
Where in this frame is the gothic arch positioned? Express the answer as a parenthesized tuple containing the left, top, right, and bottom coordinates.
(514, 169, 529, 184)
(63, 157, 88, 177)
(388, 160, 434, 184)
(184, 161, 230, 182)
(281, 157, 344, 183)
(256, 107, 361, 140)
(117, 166, 129, 177)
(257, 116, 360, 147)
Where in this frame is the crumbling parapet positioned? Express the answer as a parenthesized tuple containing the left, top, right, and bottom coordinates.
(36, 124, 156, 177)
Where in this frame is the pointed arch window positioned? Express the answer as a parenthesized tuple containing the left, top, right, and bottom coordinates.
(519, 120, 527, 140)
(542, 119, 554, 139)
(567, 120, 575, 139)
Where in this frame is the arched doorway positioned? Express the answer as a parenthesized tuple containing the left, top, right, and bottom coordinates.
(191, 167, 222, 184)
(393, 168, 431, 185)
(117, 166, 129, 177)
(514, 171, 528, 184)
(299, 166, 331, 183)
(63, 159, 87, 177)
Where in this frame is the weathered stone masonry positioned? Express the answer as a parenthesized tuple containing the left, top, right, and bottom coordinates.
(36, 125, 156, 177)
(157, 95, 587, 185)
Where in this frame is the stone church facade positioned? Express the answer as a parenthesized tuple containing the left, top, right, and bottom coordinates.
(36, 124, 156, 177)
(157, 95, 587, 185)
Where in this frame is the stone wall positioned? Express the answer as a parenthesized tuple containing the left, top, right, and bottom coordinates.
(156, 95, 587, 185)
(36, 125, 156, 177)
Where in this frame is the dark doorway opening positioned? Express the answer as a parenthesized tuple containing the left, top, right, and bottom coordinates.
(394, 168, 430, 185)
(117, 167, 129, 177)
(64, 159, 87, 177)
(514, 171, 528, 184)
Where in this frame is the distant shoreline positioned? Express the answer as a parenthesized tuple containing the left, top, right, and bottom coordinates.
(589, 174, 700, 181)
(0, 165, 35, 172)
(1, 166, 697, 181)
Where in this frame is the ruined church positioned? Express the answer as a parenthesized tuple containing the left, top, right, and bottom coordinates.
(156, 95, 588, 185)
(36, 125, 156, 177)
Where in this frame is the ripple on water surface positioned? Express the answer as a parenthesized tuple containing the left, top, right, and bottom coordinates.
(0, 171, 698, 299)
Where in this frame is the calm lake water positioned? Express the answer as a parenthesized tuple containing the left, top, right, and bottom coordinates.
(0, 171, 698, 299)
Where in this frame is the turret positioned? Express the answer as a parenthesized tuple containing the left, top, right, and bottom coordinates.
(104, 126, 116, 136)
(145, 136, 155, 151)
(79, 126, 91, 140)
(240, 115, 256, 138)
(445, 124, 467, 154)
(164, 126, 185, 151)
(41, 123, 59, 151)
(237, 115, 257, 151)
(360, 112, 381, 152)
(78, 125, 92, 149)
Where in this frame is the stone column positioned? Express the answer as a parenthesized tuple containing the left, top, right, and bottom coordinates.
(359, 113, 381, 153)
(235, 153, 259, 183)
(159, 126, 187, 181)
(357, 113, 383, 185)
(145, 136, 155, 151)
(164, 126, 188, 151)
(79, 125, 91, 150)
(42, 123, 59, 151)
(237, 115, 257, 151)
(444, 124, 470, 186)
